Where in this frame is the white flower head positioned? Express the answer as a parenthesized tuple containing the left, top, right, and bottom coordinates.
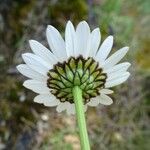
(17, 21, 130, 115)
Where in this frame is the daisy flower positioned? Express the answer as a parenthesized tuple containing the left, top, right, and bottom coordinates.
(17, 21, 130, 115)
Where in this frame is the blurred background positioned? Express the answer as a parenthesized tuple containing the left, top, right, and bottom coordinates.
(0, 0, 149, 149)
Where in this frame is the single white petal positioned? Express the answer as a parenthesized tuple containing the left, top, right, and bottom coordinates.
(22, 53, 50, 76)
(102, 47, 129, 70)
(104, 62, 131, 74)
(107, 72, 130, 81)
(56, 102, 69, 113)
(23, 79, 49, 94)
(84, 104, 88, 112)
(46, 25, 67, 61)
(29, 40, 58, 65)
(17, 64, 46, 81)
(44, 99, 60, 107)
(34, 94, 60, 106)
(66, 104, 75, 115)
(100, 89, 114, 94)
(99, 94, 113, 105)
(89, 28, 101, 57)
(105, 72, 130, 88)
(87, 97, 99, 107)
(95, 36, 113, 63)
(74, 21, 90, 58)
(43, 95, 60, 106)
(65, 21, 75, 57)
(34, 94, 50, 103)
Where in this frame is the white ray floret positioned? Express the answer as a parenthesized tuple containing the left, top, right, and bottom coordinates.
(95, 35, 113, 62)
(46, 25, 67, 62)
(23, 80, 49, 94)
(65, 21, 75, 57)
(17, 20, 130, 115)
(29, 40, 58, 65)
(17, 64, 46, 81)
(89, 28, 101, 57)
(34, 94, 60, 106)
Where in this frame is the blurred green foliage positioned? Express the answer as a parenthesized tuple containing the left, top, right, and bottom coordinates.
(48, 0, 88, 27)
(0, 0, 149, 149)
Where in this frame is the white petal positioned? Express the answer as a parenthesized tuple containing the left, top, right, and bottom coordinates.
(23, 79, 49, 94)
(104, 62, 131, 74)
(84, 104, 88, 112)
(44, 99, 60, 107)
(65, 21, 75, 57)
(87, 97, 99, 107)
(89, 28, 101, 57)
(102, 47, 129, 70)
(22, 53, 50, 76)
(46, 25, 67, 61)
(34, 94, 50, 103)
(95, 36, 113, 63)
(105, 72, 130, 88)
(17, 64, 46, 81)
(107, 72, 130, 81)
(66, 104, 75, 115)
(56, 102, 69, 113)
(99, 94, 113, 105)
(74, 21, 90, 58)
(34, 94, 60, 106)
(29, 40, 58, 65)
(100, 89, 114, 94)
(88, 94, 113, 106)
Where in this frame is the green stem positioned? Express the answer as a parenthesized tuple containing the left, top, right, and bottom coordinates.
(72, 86, 90, 150)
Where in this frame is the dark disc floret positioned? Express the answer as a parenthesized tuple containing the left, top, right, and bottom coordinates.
(47, 56, 107, 104)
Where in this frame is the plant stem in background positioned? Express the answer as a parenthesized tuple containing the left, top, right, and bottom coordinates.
(73, 86, 90, 150)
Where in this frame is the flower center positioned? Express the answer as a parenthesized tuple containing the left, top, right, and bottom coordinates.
(47, 56, 107, 104)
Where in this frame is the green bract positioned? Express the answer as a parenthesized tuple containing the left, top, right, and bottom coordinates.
(47, 56, 107, 103)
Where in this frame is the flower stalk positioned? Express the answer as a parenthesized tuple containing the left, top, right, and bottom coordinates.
(73, 86, 90, 150)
